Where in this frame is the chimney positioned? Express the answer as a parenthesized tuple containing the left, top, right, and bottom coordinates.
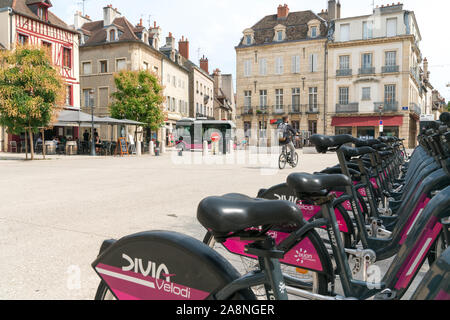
(74, 11, 91, 29)
(103, 5, 121, 26)
(178, 36, 189, 60)
(277, 4, 289, 20)
(328, 0, 337, 20)
(165, 32, 176, 49)
(200, 55, 209, 74)
(149, 21, 161, 50)
(336, 1, 341, 19)
(423, 58, 429, 80)
(213, 68, 222, 94)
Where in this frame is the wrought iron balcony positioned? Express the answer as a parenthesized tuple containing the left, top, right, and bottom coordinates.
(382, 65, 399, 73)
(289, 105, 302, 114)
(336, 69, 352, 77)
(410, 103, 422, 116)
(374, 102, 398, 113)
(359, 67, 375, 75)
(306, 104, 319, 114)
(256, 106, 269, 115)
(241, 108, 254, 115)
(336, 103, 359, 113)
(272, 106, 285, 115)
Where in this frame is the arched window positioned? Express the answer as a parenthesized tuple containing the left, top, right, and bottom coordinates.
(110, 29, 116, 41)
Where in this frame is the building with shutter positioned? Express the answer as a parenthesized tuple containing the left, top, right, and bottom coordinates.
(326, 2, 426, 148)
(0, 0, 80, 152)
(235, 3, 332, 146)
(75, 5, 164, 142)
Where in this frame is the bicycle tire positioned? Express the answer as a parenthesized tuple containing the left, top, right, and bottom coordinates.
(279, 153, 287, 170)
(289, 152, 299, 168)
(202, 232, 329, 297)
(427, 231, 447, 266)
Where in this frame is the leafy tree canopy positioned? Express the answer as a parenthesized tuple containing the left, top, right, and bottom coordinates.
(110, 70, 166, 132)
(0, 45, 65, 135)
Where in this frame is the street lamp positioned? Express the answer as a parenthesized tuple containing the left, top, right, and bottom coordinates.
(89, 89, 96, 156)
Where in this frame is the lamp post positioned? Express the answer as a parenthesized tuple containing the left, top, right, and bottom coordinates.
(378, 104, 384, 137)
(89, 89, 96, 156)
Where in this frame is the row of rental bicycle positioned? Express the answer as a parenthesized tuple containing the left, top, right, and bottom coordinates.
(90, 113, 450, 300)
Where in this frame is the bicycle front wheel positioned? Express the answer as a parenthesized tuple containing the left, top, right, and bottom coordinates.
(279, 153, 287, 170)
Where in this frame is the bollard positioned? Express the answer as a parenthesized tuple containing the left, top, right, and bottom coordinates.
(136, 140, 142, 156)
(203, 140, 208, 156)
(150, 141, 155, 156)
(229, 140, 234, 155)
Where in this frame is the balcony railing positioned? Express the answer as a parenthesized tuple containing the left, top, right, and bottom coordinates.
(410, 103, 422, 116)
(272, 106, 286, 115)
(241, 108, 253, 115)
(336, 69, 352, 77)
(374, 102, 399, 113)
(306, 104, 319, 114)
(289, 105, 302, 114)
(359, 67, 375, 75)
(256, 106, 269, 115)
(336, 103, 359, 113)
(382, 65, 399, 73)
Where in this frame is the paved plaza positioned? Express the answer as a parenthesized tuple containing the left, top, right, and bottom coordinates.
(0, 150, 424, 299)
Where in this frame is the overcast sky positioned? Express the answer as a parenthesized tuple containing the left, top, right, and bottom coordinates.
(52, 0, 450, 102)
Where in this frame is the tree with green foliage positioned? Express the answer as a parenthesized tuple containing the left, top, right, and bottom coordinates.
(109, 70, 165, 143)
(0, 45, 65, 160)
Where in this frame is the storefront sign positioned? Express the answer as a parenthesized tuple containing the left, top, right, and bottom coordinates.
(118, 137, 129, 156)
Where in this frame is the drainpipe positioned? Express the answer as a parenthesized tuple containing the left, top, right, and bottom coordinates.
(323, 38, 328, 136)
(9, 8, 13, 50)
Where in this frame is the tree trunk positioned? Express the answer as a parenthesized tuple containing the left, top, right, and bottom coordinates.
(41, 129, 46, 160)
(24, 130, 28, 160)
(29, 129, 34, 160)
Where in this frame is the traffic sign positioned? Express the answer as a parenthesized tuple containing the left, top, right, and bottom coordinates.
(211, 132, 220, 142)
(379, 125, 384, 133)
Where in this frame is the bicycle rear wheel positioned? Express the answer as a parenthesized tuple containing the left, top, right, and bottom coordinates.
(203, 232, 329, 298)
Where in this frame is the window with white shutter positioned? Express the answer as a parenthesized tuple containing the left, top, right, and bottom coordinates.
(310, 54, 318, 72)
(340, 24, 350, 41)
(386, 18, 397, 37)
(275, 57, 284, 75)
(244, 60, 252, 77)
(292, 55, 300, 73)
(259, 58, 267, 75)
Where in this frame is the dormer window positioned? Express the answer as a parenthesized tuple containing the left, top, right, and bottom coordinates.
(243, 28, 254, 46)
(308, 20, 320, 39)
(110, 29, 116, 41)
(277, 31, 283, 41)
(273, 25, 286, 42)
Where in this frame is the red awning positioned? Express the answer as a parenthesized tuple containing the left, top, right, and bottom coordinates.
(331, 116, 403, 127)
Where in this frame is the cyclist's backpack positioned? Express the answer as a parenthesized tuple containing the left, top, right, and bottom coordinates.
(278, 123, 288, 143)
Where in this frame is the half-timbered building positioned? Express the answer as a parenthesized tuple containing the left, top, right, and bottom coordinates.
(0, 0, 80, 152)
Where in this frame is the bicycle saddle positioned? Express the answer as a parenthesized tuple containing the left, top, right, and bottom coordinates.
(353, 138, 379, 147)
(287, 173, 352, 197)
(339, 145, 376, 160)
(197, 193, 304, 235)
(310, 134, 355, 153)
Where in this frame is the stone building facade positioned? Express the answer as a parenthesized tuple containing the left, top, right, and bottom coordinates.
(76, 6, 164, 142)
(235, 3, 330, 146)
(326, 2, 426, 148)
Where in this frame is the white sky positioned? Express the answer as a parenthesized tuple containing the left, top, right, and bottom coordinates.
(52, 0, 450, 102)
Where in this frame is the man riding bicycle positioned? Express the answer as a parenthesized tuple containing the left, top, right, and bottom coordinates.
(278, 116, 298, 163)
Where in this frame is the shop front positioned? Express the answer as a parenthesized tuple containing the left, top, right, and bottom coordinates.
(332, 115, 403, 140)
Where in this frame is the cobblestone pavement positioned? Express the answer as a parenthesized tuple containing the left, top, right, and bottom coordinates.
(0, 150, 426, 299)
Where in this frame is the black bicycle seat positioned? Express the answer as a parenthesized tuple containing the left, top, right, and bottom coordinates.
(197, 193, 304, 235)
(310, 134, 355, 152)
(287, 173, 352, 197)
(339, 145, 376, 160)
(353, 138, 379, 147)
